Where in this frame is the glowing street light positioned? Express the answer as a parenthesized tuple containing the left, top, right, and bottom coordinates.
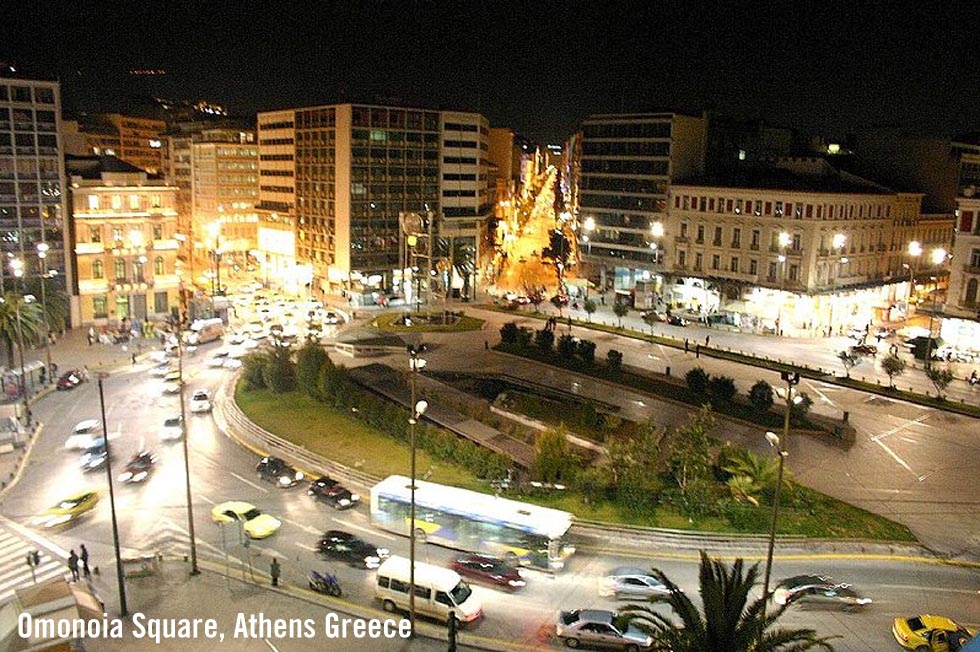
(907, 240, 923, 257)
(649, 221, 665, 238)
(930, 247, 947, 266)
(832, 233, 847, 251)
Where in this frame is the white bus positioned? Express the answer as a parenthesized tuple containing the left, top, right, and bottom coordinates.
(370, 475, 575, 571)
(186, 318, 225, 345)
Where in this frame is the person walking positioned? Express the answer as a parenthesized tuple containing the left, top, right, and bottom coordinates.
(79, 545, 90, 578)
(67, 550, 79, 582)
(705, 335, 710, 346)
(270, 558, 281, 587)
(87, 326, 95, 346)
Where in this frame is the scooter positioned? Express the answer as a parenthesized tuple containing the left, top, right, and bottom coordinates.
(308, 570, 342, 597)
(969, 372, 978, 386)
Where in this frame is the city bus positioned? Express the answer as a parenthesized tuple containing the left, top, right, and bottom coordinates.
(185, 317, 225, 345)
(370, 475, 575, 571)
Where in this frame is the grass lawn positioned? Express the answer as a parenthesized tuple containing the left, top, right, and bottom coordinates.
(235, 385, 485, 491)
(371, 311, 485, 332)
(235, 383, 916, 541)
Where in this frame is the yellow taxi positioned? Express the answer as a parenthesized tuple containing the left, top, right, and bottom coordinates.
(210, 501, 281, 539)
(892, 614, 975, 651)
(32, 491, 100, 528)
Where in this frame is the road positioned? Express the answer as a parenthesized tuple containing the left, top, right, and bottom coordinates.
(0, 327, 976, 651)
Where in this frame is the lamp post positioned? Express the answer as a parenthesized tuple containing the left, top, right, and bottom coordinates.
(761, 370, 800, 617)
(406, 343, 428, 638)
(582, 216, 596, 258)
(96, 373, 128, 616)
(829, 233, 847, 331)
(176, 319, 200, 575)
(10, 257, 24, 293)
(35, 244, 53, 380)
(905, 240, 922, 318)
(776, 231, 791, 336)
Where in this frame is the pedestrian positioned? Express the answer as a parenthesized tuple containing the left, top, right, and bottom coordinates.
(80, 544, 90, 578)
(705, 335, 710, 346)
(484, 340, 489, 351)
(695, 343, 701, 359)
(600, 295, 605, 306)
(88, 326, 95, 346)
(270, 558, 281, 587)
(684, 338, 689, 353)
(68, 550, 79, 582)
(131, 353, 137, 365)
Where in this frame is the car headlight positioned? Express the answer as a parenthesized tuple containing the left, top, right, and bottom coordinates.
(279, 476, 292, 485)
(377, 548, 390, 558)
(856, 597, 872, 605)
(133, 471, 147, 482)
(338, 498, 350, 506)
(349, 494, 360, 502)
(365, 556, 380, 568)
(118, 472, 133, 482)
(295, 471, 304, 481)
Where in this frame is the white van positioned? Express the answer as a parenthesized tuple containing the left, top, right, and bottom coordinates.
(375, 556, 482, 624)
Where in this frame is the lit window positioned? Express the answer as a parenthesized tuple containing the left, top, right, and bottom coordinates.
(92, 260, 104, 279)
(87, 195, 100, 211)
(129, 195, 141, 209)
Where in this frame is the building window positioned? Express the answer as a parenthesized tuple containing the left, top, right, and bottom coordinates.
(749, 259, 758, 275)
(792, 234, 802, 251)
(92, 260, 104, 279)
(154, 291, 168, 314)
(768, 261, 777, 280)
(730, 257, 739, 272)
(150, 195, 162, 208)
(114, 258, 125, 280)
(111, 195, 122, 210)
(732, 228, 741, 248)
(713, 226, 722, 246)
(112, 227, 123, 242)
(774, 201, 783, 217)
(712, 254, 720, 270)
(696, 225, 704, 243)
(129, 195, 141, 210)
(154, 256, 164, 275)
(789, 264, 799, 281)
(93, 296, 108, 319)
(678, 250, 686, 267)
(680, 223, 688, 238)
(695, 252, 703, 271)
(970, 248, 980, 268)
(89, 226, 101, 243)
(115, 296, 130, 319)
(152, 224, 163, 240)
(88, 195, 100, 211)
(750, 229, 760, 250)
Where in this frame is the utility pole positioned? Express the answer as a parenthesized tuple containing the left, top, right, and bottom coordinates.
(97, 374, 128, 616)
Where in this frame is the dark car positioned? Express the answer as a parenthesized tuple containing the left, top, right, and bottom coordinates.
(118, 451, 157, 484)
(79, 438, 109, 472)
(850, 343, 878, 356)
(774, 575, 872, 611)
(451, 554, 525, 590)
(316, 530, 389, 569)
(57, 369, 88, 390)
(307, 476, 360, 510)
(255, 456, 304, 488)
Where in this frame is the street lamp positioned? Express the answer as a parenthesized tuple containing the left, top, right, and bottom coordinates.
(581, 216, 596, 259)
(649, 221, 664, 265)
(176, 320, 200, 575)
(207, 222, 223, 316)
(776, 232, 791, 335)
(905, 241, 922, 316)
(35, 243, 52, 380)
(761, 370, 800, 617)
(406, 343, 428, 637)
(96, 373, 128, 617)
(10, 257, 24, 293)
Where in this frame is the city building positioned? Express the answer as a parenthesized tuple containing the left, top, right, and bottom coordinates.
(577, 112, 707, 291)
(66, 156, 181, 324)
(0, 74, 71, 303)
(255, 103, 492, 302)
(74, 113, 166, 174)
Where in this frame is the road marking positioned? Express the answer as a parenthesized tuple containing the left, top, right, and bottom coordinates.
(264, 639, 282, 652)
(196, 492, 216, 505)
(879, 584, 980, 595)
(871, 413, 931, 442)
(330, 518, 396, 541)
(281, 518, 322, 536)
(873, 437, 918, 478)
(230, 472, 269, 493)
(294, 542, 318, 552)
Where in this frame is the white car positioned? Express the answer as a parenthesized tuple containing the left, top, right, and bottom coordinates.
(160, 416, 184, 441)
(65, 419, 102, 450)
(190, 389, 212, 413)
(223, 358, 243, 370)
(227, 332, 247, 346)
(149, 361, 174, 377)
(206, 350, 230, 368)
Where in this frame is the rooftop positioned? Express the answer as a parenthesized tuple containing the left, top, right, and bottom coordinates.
(677, 159, 894, 195)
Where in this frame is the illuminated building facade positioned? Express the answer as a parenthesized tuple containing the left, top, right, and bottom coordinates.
(77, 114, 166, 174)
(0, 75, 71, 302)
(66, 156, 180, 324)
(255, 104, 491, 299)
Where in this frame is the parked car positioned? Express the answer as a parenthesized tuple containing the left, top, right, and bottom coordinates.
(159, 416, 183, 442)
(849, 343, 878, 356)
(206, 350, 230, 368)
(665, 314, 687, 327)
(65, 419, 102, 450)
(773, 575, 871, 611)
(847, 327, 868, 340)
(56, 369, 88, 390)
(598, 567, 671, 599)
(317, 530, 389, 569)
(149, 361, 174, 377)
(307, 476, 360, 509)
(892, 614, 975, 651)
(189, 389, 212, 413)
(256, 456, 304, 487)
(555, 609, 653, 651)
(323, 311, 340, 325)
(451, 554, 525, 590)
(118, 450, 157, 484)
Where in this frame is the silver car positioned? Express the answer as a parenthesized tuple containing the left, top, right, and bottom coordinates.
(556, 609, 652, 651)
(599, 567, 671, 600)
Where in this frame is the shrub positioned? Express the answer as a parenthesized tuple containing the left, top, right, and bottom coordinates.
(534, 328, 555, 352)
(515, 327, 533, 348)
(263, 357, 296, 393)
(925, 366, 955, 400)
(296, 342, 329, 397)
(582, 298, 597, 322)
(241, 352, 269, 390)
(531, 426, 579, 483)
(685, 367, 710, 394)
(880, 353, 907, 388)
(612, 302, 629, 327)
(576, 339, 596, 365)
(748, 380, 774, 411)
(607, 349, 623, 372)
(707, 375, 737, 403)
(557, 333, 577, 359)
(499, 321, 520, 344)
(790, 392, 814, 422)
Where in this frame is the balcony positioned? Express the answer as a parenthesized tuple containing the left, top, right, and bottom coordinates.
(78, 278, 109, 294)
(153, 239, 180, 251)
(674, 235, 689, 244)
(964, 264, 980, 275)
(75, 242, 105, 255)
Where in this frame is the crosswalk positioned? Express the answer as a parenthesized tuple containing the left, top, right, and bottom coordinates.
(0, 517, 68, 603)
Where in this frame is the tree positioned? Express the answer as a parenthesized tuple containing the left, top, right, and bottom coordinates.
(612, 301, 629, 328)
(880, 353, 907, 389)
(499, 322, 520, 344)
(296, 341, 329, 396)
(836, 350, 861, 378)
(528, 292, 544, 313)
(708, 375, 737, 403)
(685, 367, 710, 394)
(583, 298, 597, 323)
(603, 418, 666, 515)
(22, 277, 70, 335)
(557, 333, 577, 359)
(621, 552, 836, 652)
(667, 406, 715, 498)
(718, 445, 792, 503)
(531, 426, 577, 483)
(263, 339, 296, 393)
(0, 294, 44, 368)
(533, 328, 554, 352)
(241, 352, 269, 390)
(607, 349, 623, 372)
(925, 366, 955, 400)
(790, 392, 813, 423)
(748, 380, 774, 412)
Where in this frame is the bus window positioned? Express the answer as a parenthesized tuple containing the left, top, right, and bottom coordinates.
(390, 579, 408, 593)
(435, 591, 452, 607)
(414, 586, 431, 600)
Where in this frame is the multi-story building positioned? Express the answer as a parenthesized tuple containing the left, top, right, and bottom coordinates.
(66, 156, 181, 324)
(577, 112, 707, 291)
(0, 75, 71, 305)
(255, 103, 492, 301)
(945, 137, 980, 348)
(76, 114, 166, 174)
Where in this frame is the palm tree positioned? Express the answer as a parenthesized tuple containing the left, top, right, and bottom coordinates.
(22, 276, 70, 336)
(621, 552, 836, 652)
(0, 294, 45, 368)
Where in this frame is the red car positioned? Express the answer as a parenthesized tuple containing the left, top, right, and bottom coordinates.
(56, 369, 88, 390)
(451, 554, 526, 590)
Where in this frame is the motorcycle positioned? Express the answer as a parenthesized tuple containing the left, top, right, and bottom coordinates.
(308, 570, 342, 597)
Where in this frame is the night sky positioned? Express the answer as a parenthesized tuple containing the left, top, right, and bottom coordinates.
(2, 1, 978, 143)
